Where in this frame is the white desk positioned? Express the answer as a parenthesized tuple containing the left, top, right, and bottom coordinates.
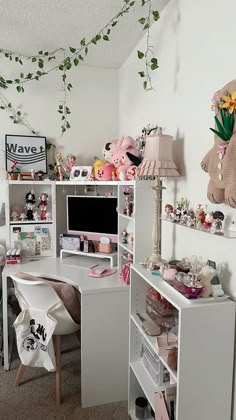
(2, 257, 129, 408)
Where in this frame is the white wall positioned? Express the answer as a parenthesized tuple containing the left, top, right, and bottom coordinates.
(119, 0, 236, 417)
(0, 62, 119, 242)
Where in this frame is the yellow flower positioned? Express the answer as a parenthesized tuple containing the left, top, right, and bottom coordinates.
(220, 91, 236, 113)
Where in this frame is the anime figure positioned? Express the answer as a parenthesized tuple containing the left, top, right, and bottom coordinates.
(25, 191, 36, 220)
(212, 210, 225, 235)
(38, 192, 48, 221)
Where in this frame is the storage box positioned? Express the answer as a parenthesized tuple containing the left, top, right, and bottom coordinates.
(142, 339, 170, 386)
(98, 243, 112, 253)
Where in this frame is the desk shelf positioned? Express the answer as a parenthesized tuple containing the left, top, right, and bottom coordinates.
(60, 248, 117, 267)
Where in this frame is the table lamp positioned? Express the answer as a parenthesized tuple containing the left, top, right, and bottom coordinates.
(137, 127, 180, 270)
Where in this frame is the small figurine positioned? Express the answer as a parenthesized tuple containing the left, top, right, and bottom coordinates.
(122, 230, 128, 244)
(46, 211, 52, 221)
(195, 204, 206, 229)
(11, 211, 19, 221)
(211, 273, 224, 297)
(25, 191, 36, 220)
(165, 203, 174, 220)
(38, 192, 48, 220)
(203, 212, 213, 230)
(33, 211, 40, 221)
(19, 212, 27, 221)
(123, 187, 133, 217)
(186, 209, 195, 227)
(212, 211, 225, 235)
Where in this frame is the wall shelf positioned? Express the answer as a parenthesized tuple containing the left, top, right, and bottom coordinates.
(162, 217, 236, 238)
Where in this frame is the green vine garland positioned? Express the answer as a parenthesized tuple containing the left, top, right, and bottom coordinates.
(0, 0, 160, 135)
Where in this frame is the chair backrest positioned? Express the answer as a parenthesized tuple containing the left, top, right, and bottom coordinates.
(10, 274, 79, 335)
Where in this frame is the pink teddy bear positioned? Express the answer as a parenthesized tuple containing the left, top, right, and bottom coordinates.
(111, 136, 140, 181)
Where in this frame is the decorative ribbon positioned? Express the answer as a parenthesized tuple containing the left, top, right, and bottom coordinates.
(217, 143, 229, 157)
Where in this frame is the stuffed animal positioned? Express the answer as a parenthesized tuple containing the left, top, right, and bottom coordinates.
(201, 79, 236, 207)
(92, 159, 107, 180)
(111, 136, 140, 180)
(95, 162, 114, 181)
(102, 141, 117, 162)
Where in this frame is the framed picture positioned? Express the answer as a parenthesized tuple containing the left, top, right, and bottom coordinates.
(5, 134, 47, 173)
(70, 166, 92, 181)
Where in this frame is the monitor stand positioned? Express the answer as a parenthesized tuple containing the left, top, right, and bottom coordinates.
(60, 248, 117, 268)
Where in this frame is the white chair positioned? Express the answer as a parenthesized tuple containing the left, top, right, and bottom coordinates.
(10, 273, 80, 405)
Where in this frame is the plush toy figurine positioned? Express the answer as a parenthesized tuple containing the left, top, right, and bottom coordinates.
(95, 163, 114, 181)
(111, 136, 140, 180)
(201, 79, 236, 207)
(126, 165, 137, 180)
(92, 159, 107, 180)
(102, 141, 117, 162)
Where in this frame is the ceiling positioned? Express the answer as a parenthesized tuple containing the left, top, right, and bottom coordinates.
(0, 0, 168, 68)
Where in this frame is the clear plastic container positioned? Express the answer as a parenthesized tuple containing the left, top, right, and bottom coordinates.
(142, 339, 170, 386)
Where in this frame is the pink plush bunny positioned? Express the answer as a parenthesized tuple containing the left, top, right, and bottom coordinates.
(111, 136, 140, 180)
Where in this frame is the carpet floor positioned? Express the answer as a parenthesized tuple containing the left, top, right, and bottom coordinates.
(0, 334, 129, 420)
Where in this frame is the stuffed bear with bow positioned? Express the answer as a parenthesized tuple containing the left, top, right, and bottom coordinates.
(201, 79, 236, 208)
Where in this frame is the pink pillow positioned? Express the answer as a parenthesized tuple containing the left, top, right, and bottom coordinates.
(15, 272, 80, 325)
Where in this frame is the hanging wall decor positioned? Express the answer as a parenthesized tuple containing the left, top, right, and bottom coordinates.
(5, 134, 47, 174)
(201, 79, 236, 208)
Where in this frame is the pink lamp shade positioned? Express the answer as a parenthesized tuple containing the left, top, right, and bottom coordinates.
(137, 132, 180, 178)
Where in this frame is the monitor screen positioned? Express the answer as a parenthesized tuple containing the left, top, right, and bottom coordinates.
(67, 195, 118, 241)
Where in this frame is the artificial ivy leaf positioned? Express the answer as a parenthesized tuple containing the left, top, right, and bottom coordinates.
(8, 103, 12, 108)
(0, 106, 5, 109)
(91, 37, 97, 45)
(111, 21, 117, 26)
(138, 71, 145, 77)
(5, 53, 9, 57)
(32, 57, 37, 62)
(151, 63, 158, 70)
(80, 38, 86, 46)
(96, 34, 101, 41)
(59, 65, 64, 71)
(152, 10, 160, 21)
(107, 29, 111, 35)
(85, 47, 88, 55)
(38, 61, 44, 68)
(138, 17, 145, 25)
(151, 57, 158, 64)
(143, 23, 150, 30)
(69, 47, 76, 53)
(78, 55, 84, 61)
(44, 51, 49, 56)
(59, 105, 63, 109)
(6, 80, 12, 84)
(17, 111, 21, 116)
(20, 73, 24, 78)
(38, 50, 43, 55)
(130, 1, 135, 6)
(66, 122, 71, 129)
(34, 76, 39, 80)
(19, 59, 23, 65)
(143, 81, 147, 90)
(16, 86, 21, 92)
(15, 79, 20, 83)
(62, 127, 66, 133)
(74, 58, 79, 66)
(137, 50, 144, 59)
(15, 57, 19, 62)
(36, 71, 42, 76)
(103, 35, 110, 41)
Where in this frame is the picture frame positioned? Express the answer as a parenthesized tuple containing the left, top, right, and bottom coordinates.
(70, 166, 92, 181)
(5, 134, 47, 174)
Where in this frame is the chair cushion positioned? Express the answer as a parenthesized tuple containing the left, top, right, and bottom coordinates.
(15, 272, 81, 325)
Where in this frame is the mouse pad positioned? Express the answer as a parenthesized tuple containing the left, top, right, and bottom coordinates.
(88, 267, 116, 277)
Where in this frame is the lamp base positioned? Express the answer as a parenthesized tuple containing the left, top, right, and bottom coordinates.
(141, 254, 167, 271)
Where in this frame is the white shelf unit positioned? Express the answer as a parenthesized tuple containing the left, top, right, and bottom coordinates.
(117, 180, 153, 269)
(129, 263, 235, 420)
(5, 180, 57, 258)
(4, 180, 153, 266)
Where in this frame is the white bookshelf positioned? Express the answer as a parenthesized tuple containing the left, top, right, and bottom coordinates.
(129, 263, 235, 420)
